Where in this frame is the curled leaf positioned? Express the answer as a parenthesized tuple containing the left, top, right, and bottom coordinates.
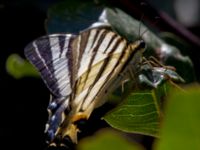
(6, 54, 39, 79)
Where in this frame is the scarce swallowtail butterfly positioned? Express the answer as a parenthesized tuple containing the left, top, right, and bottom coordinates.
(24, 27, 146, 147)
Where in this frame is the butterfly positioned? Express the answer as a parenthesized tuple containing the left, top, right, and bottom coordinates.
(24, 27, 146, 147)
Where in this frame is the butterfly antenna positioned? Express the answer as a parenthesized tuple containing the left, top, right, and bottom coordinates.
(138, 13, 145, 39)
(140, 16, 160, 38)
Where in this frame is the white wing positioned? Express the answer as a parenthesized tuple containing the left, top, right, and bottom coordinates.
(72, 28, 129, 111)
(25, 34, 77, 98)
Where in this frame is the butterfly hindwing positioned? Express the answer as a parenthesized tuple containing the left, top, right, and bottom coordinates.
(24, 34, 77, 98)
(24, 34, 77, 141)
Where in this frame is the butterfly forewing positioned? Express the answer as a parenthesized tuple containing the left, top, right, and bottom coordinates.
(73, 29, 129, 110)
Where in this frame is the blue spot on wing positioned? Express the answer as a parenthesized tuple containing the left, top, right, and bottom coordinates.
(46, 96, 69, 142)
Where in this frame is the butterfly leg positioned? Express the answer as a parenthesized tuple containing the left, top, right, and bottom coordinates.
(137, 57, 184, 88)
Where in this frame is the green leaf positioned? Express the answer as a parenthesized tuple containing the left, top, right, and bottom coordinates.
(155, 86, 200, 150)
(6, 54, 39, 79)
(104, 87, 165, 137)
(104, 82, 176, 137)
(77, 129, 144, 150)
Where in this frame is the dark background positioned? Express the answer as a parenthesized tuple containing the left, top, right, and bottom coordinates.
(0, 1, 49, 149)
(0, 0, 199, 150)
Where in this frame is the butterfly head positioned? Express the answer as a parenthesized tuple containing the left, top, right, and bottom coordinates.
(138, 39, 146, 50)
(132, 39, 146, 52)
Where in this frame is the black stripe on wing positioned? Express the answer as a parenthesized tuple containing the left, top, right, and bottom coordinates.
(80, 30, 128, 108)
(24, 34, 76, 98)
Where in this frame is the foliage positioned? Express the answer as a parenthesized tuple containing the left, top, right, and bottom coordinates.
(77, 129, 144, 150)
(77, 86, 200, 150)
(104, 90, 161, 137)
(154, 86, 200, 150)
(6, 54, 39, 79)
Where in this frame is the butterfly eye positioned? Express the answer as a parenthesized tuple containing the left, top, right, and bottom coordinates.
(139, 40, 146, 49)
